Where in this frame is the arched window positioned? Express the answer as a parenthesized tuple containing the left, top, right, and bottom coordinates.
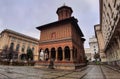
(10, 42, 14, 50)
(27, 46, 30, 52)
(51, 48, 56, 60)
(16, 44, 20, 51)
(64, 46, 70, 61)
(32, 47, 34, 52)
(57, 47, 63, 61)
(45, 48, 49, 61)
(21, 45, 25, 52)
(20, 54, 27, 60)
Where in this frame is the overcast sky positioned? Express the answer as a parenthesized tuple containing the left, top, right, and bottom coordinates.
(0, 0, 99, 48)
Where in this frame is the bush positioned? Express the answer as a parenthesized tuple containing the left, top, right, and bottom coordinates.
(0, 60, 10, 65)
(0, 60, 36, 66)
(27, 61, 35, 66)
(12, 61, 26, 66)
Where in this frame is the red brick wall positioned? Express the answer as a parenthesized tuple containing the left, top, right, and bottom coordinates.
(40, 23, 72, 42)
(71, 25, 85, 63)
(39, 41, 72, 50)
(38, 22, 85, 63)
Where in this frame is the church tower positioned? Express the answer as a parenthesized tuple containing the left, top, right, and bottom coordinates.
(56, 5, 73, 20)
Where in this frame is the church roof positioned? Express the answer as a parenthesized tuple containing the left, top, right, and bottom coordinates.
(1, 29, 39, 42)
(36, 17, 84, 37)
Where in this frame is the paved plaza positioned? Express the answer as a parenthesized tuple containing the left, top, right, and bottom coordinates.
(0, 65, 119, 79)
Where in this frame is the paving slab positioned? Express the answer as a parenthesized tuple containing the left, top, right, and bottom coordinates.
(0, 65, 120, 79)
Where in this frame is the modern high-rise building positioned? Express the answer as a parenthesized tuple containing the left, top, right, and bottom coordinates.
(84, 48, 92, 61)
(89, 36, 99, 61)
(95, 0, 120, 66)
(94, 24, 106, 62)
(36, 5, 86, 70)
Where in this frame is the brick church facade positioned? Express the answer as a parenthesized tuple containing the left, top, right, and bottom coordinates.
(36, 5, 86, 70)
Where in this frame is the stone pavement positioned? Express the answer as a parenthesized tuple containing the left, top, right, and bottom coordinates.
(0, 65, 120, 79)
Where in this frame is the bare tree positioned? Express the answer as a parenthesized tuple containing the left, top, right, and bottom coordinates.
(27, 48, 33, 61)
(0, 45, 9, 60)
(0, 45, 18, 62)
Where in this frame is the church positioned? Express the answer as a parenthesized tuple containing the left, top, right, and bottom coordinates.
(36, 5, 86, 70)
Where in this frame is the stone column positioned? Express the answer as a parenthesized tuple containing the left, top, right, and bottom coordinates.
(62, 50, 65, 61)
(49, 51, 51, 61)
(38, 52, 40, 61)
(117, 36, 120, 59)
(18, 53, 21, 61)
(115, 39, 119, 60)
(112, 42, 115, 59)
(43, 51, 45, 61)
(118, 37, 120, 59)
(70, 49, 73, 61)
(55, 51, 58, 61)
(116, 37, 120, 48)
(109, 46, 113, 61)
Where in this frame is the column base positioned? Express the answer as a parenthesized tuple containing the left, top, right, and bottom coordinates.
(55, 59, 58, 61)
(70, 59, 74, 62)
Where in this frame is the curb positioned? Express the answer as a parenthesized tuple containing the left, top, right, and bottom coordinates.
(105, 65, 120, 73)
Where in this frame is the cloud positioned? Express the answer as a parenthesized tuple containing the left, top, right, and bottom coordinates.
(0, 0, 99, 48)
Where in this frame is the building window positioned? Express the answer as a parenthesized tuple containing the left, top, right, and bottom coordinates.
(117, 5, 120, 10)
(108, 4, 112, 12)
(114, 14, 118, 21)
(11, 37, 16, 42)
(10, 42, 14, 50)
(27, 46, 30, 52)
(107, 13, 110, 19)
(66, 10, 68, 17)
(104, 4, 106, 9)
(21, 45, 25, 52)
(16, 44, 20, 51)
(17, 40, 21, 44)
(95, 52, 96, 54)
(32, 47, 34, 52)
(111, 12, 114, 18)
(51, 32, 56, 39)
(114, 0, 116, 7)
(28, 46, 30, 49)
(94, 49, 96, 52)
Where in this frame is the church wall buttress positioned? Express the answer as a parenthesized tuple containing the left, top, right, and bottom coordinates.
(71, 24, 85, 63)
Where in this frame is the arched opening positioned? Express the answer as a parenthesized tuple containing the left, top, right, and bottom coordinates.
(26, 48, 33, 61)
(20, 54, 27, 60)
(27, 46, 30, 52)
(21, 45, 25, 52)
(64, 46, 70, 61)
(10, 42, 14, 50)
(39, 48, 44, 61)
(16, 44, 20, 51)
(57, 47, 63, 61)
(45, 48, 49, 61)
(51, 48, 56, 60)
(32, 47, 34, 52)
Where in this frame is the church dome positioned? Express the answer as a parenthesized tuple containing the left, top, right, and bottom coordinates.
(56, 5, 73, 20)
